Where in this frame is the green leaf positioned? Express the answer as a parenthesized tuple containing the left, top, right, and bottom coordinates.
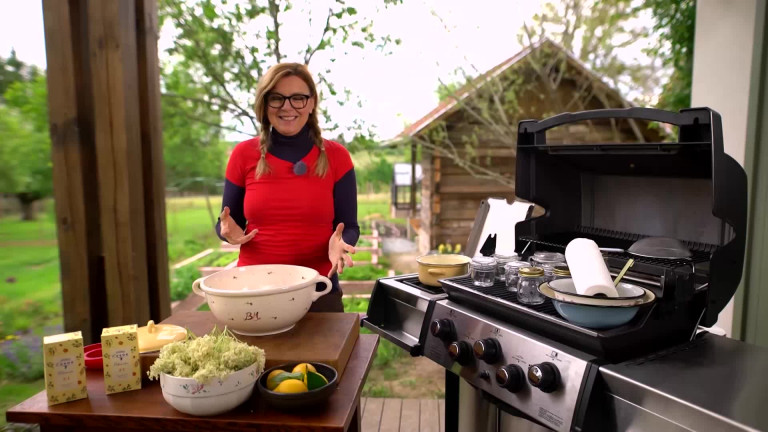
(203, 3, 217, 20)
(306, 371, 329, 390)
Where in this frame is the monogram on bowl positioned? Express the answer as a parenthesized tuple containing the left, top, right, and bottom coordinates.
(192, 264, 332, 336)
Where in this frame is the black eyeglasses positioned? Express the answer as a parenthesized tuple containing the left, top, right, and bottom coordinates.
(266, 93, 311, 109)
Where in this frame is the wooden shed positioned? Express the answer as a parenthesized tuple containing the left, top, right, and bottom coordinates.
(394, 39, 664, 254)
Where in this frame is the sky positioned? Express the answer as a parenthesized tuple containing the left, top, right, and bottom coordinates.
(0, 0, 550, 142)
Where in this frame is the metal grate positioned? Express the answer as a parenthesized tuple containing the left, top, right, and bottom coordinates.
(444, 276, 559, 317)
(399, 275, 446, 295)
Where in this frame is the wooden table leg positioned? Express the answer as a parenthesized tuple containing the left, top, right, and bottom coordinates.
(348, 399, 362, 432)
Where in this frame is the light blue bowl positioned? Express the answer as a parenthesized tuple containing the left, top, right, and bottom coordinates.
(551, 300, 639, 329)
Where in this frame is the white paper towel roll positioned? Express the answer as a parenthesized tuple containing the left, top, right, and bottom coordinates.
(564, 238, 619, 297)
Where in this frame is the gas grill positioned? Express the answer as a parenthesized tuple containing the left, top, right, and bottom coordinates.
(363, 107, 768, 432)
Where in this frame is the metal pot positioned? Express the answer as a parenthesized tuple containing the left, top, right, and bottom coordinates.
(416, 254, 471, 286)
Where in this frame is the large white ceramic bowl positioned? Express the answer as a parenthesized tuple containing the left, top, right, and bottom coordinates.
(160, 362, 259, 416)
(192, 264, 332, 336)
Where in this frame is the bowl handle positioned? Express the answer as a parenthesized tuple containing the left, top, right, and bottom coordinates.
(191, 277, 206, 298)
(311, 276, 333, 301)
(427, 269, 446, 276)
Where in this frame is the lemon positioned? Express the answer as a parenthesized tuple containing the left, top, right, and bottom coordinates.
(273, 378, 308, 393)
(305, 370, 329, 390)
(267, 371, 304, 390)
(266, 369, 286, 383)
(292, 363, 317, 375)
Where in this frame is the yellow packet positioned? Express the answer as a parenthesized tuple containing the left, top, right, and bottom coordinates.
(43, 331, 88, 405)
(101, 324, 141, 394)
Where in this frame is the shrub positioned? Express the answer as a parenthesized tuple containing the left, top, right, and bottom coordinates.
(0, 339, 44, 382)
(170, 264, 201, 302)
(338, 264, 388, 281)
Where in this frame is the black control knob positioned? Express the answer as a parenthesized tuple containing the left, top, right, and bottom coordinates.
(430, 319, 456, 342)
(496, 364, 526, 393)
(473, 338, 502, 363)
(527, 362, 560, 393)
(448, 341, 473, 366)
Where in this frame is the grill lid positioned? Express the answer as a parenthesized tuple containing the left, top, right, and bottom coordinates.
(514, 107, 747, 327)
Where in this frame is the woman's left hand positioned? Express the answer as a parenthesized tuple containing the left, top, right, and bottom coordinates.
(328, 223, 356, 277)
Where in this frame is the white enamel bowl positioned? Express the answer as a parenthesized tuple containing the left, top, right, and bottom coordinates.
(160, 362, 260, 416)
(192, 265, 332, 336)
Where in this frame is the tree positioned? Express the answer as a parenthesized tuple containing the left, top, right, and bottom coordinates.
(642, 0, 696, 112)
(0, 76, 52, 220)
(402, 0, 663, 188)
(158, 0, 402, 139)
(0, 50, 41, 101)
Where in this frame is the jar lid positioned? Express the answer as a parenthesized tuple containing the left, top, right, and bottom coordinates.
(471, 256, 497, 270)
(553, 265, 571, 276)
(532, 252, 566, 263)
(137, 320, 188, 353)
(503, 260, 528, 270)
(493, 252, 518, 261)
(519, 266, 544, 277)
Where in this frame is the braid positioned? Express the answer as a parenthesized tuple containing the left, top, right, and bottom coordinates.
(255, 128, 271, 178)
(310, 118, 329, 177)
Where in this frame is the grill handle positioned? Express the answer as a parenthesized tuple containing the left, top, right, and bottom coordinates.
(518, 107, 712, 142)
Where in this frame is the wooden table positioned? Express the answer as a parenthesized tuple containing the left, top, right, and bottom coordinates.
(6, 321, 379, 432)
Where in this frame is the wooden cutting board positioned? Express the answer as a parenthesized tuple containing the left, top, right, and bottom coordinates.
(155, 311, 360, 377)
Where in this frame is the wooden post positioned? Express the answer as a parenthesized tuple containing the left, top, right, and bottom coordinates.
(42, 0, 170, 343)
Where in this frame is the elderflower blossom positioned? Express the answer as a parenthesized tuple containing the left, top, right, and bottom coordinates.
(147, 327, 265, 383)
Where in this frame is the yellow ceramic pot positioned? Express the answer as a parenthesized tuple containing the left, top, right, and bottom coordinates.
(416, 254, 471, 286)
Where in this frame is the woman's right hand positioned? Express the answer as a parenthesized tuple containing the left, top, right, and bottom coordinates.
(219, 206, 257, 245)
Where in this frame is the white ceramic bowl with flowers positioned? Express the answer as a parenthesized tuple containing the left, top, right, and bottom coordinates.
(192, 264, 332, 336)
(148, 328, 266, 416)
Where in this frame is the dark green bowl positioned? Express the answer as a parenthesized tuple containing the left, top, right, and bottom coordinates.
(257, 362, 338, 410)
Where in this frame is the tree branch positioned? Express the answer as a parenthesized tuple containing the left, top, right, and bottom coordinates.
(304, 8, 333, 65)
(267, 0, 283, 62)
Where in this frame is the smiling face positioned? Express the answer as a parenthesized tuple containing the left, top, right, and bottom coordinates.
(266, 75, 316, 137)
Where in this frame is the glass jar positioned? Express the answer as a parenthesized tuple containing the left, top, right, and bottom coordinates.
(551, 265, 571, 281)
(517, 266, 546, 305)
(530, 251, 566, 268)
(470, 256, 497, 287)
(503, 260, 528, 293)
(493, 252, 519, 282)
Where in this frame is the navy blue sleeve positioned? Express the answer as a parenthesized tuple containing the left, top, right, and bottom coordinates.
(333, 168, 360, 246)
(215, 179, 247, 242)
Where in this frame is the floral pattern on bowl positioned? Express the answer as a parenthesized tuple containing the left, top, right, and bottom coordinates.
(160, 362, 260, 416)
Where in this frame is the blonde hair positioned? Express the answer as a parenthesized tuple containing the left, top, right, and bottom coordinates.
(253, 63, 328, 178)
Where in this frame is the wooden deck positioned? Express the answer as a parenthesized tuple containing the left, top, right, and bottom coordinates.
(361, 398, 445, 432)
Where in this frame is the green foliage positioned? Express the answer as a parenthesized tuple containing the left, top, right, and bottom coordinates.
(341, 296, 369, 313)
(337, 264, 388, 281)
(350, 250, 372, 262)
(161, 67, 229, 190)
(170, 264, 202, 302)
(642, 0, 696, 111)
(0, 75, 53, 218)
(0, 50, 42, 101)
(362, 382, 393, 398)
(196, 252, 239, 268)
(355, 155, 394, 193)
(158, 0, 403, 139)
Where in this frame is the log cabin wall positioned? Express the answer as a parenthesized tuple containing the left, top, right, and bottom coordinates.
(414, 58, 662, 253)
(42, 0, 169, 343)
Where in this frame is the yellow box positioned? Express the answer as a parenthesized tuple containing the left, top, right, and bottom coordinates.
(101, 324, 141, 394)
(43, 331, 88, 406)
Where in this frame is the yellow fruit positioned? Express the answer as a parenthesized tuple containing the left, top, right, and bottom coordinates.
(273, 378, 308, 394)
(267, 371, 303, 390)
(292, 363, 317, 375)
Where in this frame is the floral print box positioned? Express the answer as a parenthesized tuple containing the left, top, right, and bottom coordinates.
(101, 324, 141, 394)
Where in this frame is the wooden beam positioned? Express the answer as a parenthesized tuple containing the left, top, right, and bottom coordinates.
(136, 0, 171, 320)
(42, 0, 97, 342)
(42, 0, 169, 340)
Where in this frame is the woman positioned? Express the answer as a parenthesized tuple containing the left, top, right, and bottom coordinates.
(216, 62, 359, 313)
